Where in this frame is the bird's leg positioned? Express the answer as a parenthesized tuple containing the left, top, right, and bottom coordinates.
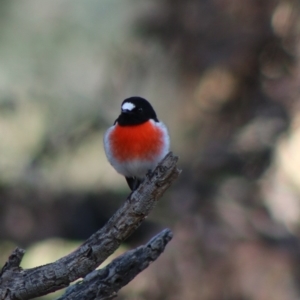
(132, 178, 141, 190)
(146, 169, 153, 178)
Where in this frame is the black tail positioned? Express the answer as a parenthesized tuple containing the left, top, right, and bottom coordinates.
(125, 177, 141, 191)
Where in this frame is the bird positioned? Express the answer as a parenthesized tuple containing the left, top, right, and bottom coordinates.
(104, 96, 170, 191)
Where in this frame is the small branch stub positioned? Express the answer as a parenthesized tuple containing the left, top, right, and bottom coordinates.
(0, 248, 25, 277)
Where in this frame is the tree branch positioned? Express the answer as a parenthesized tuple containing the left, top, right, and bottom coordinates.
(57, 228, 173, 300)
(0, 152, 180, 300)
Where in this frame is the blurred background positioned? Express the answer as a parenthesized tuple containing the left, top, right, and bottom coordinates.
(0, 0, 300, 299)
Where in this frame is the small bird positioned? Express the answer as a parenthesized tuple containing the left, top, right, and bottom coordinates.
(104, 96, 170, 190)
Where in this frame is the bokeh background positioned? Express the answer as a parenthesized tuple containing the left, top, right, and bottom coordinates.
(1, 0, 300, 299)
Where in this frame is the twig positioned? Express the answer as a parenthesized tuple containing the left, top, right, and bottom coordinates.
(0, 152, 180, 300)
(57, 229, 173, 300)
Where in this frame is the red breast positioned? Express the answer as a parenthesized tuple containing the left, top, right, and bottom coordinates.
(108, 121, 164, 162)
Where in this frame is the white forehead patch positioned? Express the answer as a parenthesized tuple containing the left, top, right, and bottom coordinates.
(122, 102, 135, 111)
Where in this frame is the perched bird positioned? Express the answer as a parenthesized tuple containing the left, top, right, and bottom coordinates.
(104, 96, 170, 190)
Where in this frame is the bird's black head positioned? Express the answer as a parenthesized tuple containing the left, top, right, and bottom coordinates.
(115, 97, 159, 126)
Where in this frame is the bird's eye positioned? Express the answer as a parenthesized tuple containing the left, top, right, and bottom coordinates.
(138, 107, 143, 113)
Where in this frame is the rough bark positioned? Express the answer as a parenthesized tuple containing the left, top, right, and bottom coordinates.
(57, 229, 173, 300)
(0, 152, 180, 300)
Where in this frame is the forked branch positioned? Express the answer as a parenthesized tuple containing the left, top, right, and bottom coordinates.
(0, 152, 180, 300)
